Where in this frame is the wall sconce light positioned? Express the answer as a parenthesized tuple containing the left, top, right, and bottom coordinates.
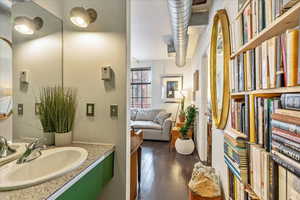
(70, 7, 97, 28)
(14, 16, 43, 35)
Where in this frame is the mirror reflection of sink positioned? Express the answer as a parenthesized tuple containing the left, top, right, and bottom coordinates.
(0, 147, 88, 191)
(0, 143, 27, 166)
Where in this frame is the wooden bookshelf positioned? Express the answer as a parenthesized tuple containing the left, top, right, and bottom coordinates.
(231, 86, 300, 96)
(231, 1, 300, 59)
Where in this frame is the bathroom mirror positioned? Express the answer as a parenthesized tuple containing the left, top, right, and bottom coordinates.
(210, 9, 231, 130)
(12, 1, 63, 139)
(0, 38, 13, 119)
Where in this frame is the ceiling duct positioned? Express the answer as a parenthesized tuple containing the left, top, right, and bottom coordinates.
(0, 0, 12, 11)
(167, 0, 192, 67)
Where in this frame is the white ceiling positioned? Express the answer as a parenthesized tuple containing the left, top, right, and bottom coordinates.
(130, 0, 206, 61)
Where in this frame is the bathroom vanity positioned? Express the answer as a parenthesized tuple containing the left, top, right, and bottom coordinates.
(0, 143, 115, 200)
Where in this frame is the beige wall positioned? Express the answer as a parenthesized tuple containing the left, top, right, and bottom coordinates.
(131, 59, 194, 121)
(61, 0, 127, 199)
(191, 0, 238, 198)
(0, 8, 12, 141)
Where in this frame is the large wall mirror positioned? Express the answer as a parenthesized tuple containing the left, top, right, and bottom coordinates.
(11, 1, 63, 140)
(210, 9, 231, 130)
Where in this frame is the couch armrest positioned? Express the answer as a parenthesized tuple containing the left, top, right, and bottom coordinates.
(162, 118, 172, 135)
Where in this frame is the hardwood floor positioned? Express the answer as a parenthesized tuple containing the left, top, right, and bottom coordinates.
(138, 141, 199, 200)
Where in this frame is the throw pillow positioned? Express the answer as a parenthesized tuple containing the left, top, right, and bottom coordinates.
(154, 112, 171, 125)
(130, 109, 138, 121)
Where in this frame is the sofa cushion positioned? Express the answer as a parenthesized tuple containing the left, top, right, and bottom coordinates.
(130, 108, 138, 121)
(135, 109, 164, 121)
(131, 121, 162, 130)
(153, 112, 172, 125)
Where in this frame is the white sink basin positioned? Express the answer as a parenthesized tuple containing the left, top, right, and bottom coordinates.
(0, 143, 27, 166)
(0, 147, 88, 191)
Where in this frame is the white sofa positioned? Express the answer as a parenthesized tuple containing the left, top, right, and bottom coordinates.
(130, 108, 172, 141)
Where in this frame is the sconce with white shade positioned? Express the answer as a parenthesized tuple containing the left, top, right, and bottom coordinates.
(70, 7, 97, 28)
(14, 16, 43, 35)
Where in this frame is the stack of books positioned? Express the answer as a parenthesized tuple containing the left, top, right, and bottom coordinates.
(231, 96, 250, 138)
(271, 94, 300, 176)
(231, 28, 300, 93)
(224, 129, 248, 184)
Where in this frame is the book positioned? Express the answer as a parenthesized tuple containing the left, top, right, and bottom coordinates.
(273, 128, 300, 143)
(271, 119, 300, 134)
(286, 170, 300, 200)
(286, 29, 299, 87)
(268, 37, 277, 88)
(269, 159, 279, 200)
(258, 0, 266, 32)
(255, 46, 262, 89)
(272, 140, 300, 162)
(261, 41, 270, 89)
(272, 133, 300, 152)
(281, 94, 300, 111)
(276, 108, 300, 118)
(276, 36, 285, 88)
(271, 150, 300, 176)
(278, 166, 287, 200)
(272, 113, 300, 127)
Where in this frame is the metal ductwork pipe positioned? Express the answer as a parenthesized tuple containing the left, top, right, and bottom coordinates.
(167, 0, 192, 67)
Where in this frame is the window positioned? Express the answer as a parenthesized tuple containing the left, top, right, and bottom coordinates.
(130, 67, 152, 108)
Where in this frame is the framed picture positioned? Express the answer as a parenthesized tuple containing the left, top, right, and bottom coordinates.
(161, 75, 183, 103)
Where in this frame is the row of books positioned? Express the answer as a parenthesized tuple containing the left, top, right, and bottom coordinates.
(231, 29, 300, 93)
(228, 169, 247, 200)
(234, 0, 300, 49)
(231, 98, 247, 135)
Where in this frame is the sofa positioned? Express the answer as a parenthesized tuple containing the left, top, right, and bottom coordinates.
(130, 108, 172, 141)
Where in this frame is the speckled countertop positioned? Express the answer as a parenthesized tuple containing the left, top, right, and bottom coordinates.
(0, 143, 115, 200)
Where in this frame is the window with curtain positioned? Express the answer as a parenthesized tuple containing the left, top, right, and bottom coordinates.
(130, 67, 152, 108)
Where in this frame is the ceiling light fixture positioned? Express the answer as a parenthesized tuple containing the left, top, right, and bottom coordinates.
(70, 7, 97, 28)
(14, 16, 43, 35)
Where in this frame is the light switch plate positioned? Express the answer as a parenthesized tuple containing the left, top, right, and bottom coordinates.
(110, 104, 118, 118)
(86, 103, 95, 117)
(18, 104, 23, 115)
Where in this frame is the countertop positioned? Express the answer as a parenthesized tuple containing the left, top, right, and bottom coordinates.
(0, 143, 115, 200)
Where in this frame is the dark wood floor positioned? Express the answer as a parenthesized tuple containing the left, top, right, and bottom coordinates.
(138, 141, 199, 200)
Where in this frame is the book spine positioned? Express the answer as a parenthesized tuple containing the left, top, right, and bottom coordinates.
(272, 113, 300, 126)
(281, 33, 288, 86)
(272, 141, 300, 162)
(281, 94, 300, 111)
(271, 153, 300, 177)
(245, 95, 250, 138)
(271, 119, 300, 134)
(276, 36, 285, 88)
(272, 133, 300, 152)
(273, 128, 300, 143)
(286, 29, 299, 87)
(264, 98, 270, 150)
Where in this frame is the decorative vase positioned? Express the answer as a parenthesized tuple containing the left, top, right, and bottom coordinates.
(179, 114, 186, 123)
(43, 132, 54, 146)
(175, 138, 195, 155)
(55, 131, 72, 146)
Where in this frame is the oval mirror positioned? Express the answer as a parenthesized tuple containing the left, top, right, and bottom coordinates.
(0, 37, 13, 119)
(210, 9, 231, 130)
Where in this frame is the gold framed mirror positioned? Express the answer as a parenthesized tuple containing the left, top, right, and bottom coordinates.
(210, 9, 231, 130)
(0, 37, 13, 120)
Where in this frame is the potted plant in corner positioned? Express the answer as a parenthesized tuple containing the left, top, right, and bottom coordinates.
(52, 87, 77, 146)
(179, 95, 186, 123)
(175, 105, 197, 155)
(39, 87, 56, 145)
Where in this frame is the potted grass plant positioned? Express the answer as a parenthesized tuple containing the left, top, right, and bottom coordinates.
(175, 105, 198, 155)
(52, 87, 77, 146)
(179, 96, 186, 123)
(39, 87, 56, 145)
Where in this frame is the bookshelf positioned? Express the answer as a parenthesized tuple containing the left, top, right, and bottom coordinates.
(231, 1, 300, 59)
(225, 1, 300, 200)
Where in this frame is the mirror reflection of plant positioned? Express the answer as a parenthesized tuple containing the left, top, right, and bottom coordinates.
(39, 87, 77, 134)
(179, 105, 198, 139)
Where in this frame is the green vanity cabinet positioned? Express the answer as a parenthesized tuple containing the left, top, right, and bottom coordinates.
(55, 152, 114, 200)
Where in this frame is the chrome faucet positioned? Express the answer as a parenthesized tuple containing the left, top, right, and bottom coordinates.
(17, 138, 46, 164)
(0, 136, 16, 158)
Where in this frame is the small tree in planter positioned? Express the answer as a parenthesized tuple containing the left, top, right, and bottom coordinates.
(179, 96, 186, 123)
(176, 105, 198, 155)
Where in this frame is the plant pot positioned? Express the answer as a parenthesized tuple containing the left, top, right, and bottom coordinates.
(179, 114, 186, 123)
(175, 138, 195, 155)
(43, 132, 55, 146)
(55, 131, 72, 146)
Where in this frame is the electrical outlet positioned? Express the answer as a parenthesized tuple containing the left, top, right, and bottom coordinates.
(110, 104, 118, 118)
(86, 103, 95, 117)
(18, 104, 23, 115)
